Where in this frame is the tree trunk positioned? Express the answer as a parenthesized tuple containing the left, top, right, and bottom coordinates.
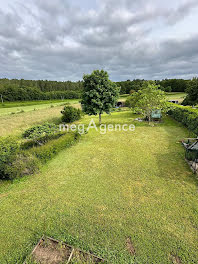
(99, 113, 101, 125)
(148, 114, 151, 124)
(0, 94, 3, 104)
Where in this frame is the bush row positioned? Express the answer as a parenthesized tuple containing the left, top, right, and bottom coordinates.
(28, 132, 80, 163)
(0, 132, 80, 180)
(168, 104, 198, 135)
(0, 85, 81, 102)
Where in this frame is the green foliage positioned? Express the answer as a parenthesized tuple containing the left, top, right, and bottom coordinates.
(21, 133, 65, 149)
(182, 77, 198, 106)
(0, 84, 81, 102)
(164, 86, 172, 92)
(168, 104, 198, 135)
(126, 81, 168, 120)
(29, 132, 80, 163)
(116, 78, 188, 94)
(82, 70, 120, 123)
(4, 153, 40, 180)
(61, 106, 82, 123)
(23, 123, 59, 139)
(157, 79, 188, 92)
(0, 137, 19, 179)
(0, 131, 80, 180)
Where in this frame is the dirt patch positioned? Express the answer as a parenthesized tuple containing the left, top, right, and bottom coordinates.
(32, 238, 72, 264)
(26, 237, 105, 264)
(126, 237, 136, 256)
(169, 253, 182, 264)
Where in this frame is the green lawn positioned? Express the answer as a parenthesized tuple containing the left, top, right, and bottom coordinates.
(0, 111, 198, 263)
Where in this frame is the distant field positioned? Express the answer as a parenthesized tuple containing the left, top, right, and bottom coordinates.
(118, 92, 187, 104)
(0, 101, 80, 137)
(0, 99, 79, 117)
(165, 92, 187, 103)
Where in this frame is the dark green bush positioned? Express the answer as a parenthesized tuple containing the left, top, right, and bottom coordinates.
(168, 105, 198, 135)
(23, 123, 59, 139)
(0, 137, 19, 179)
(61, 106, 81, 123)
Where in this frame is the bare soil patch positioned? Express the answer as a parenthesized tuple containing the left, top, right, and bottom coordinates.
(126, 237, 136, 256)
(25, 237, 104, 264)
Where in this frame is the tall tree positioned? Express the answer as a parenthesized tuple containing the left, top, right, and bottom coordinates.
(82, 70, 120, 124)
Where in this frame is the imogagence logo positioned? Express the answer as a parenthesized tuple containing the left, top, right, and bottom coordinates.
(59, 119, 135, 135)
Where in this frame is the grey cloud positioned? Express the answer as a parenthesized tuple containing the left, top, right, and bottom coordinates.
(0, 0, 197, 81)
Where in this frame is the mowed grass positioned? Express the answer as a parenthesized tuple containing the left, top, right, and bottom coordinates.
(0, 111, 198, 263)
(0, 99, 79, 117)
(165, 92, 187, 103)
(0, 102, 80, 137)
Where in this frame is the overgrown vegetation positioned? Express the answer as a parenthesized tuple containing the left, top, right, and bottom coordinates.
(23, 123, 59, 139)
(61, 106, 82, 123)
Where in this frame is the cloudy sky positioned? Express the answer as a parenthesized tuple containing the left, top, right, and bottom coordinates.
(0, 0, 198, 81)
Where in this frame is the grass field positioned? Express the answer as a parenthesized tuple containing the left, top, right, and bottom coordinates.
(0, 99, 79, 117)
(0, 102, 80, 137)
(165, 92, 187, 103)
(0, 111, 197, 263)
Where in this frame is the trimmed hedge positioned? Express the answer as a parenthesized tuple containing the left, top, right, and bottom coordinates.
(168, 104, 198, 135)
(0, 132, 80, 180)
(28, 132, 80, 163)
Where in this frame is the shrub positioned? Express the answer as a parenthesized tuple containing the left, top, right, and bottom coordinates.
(61, 106, 81, 123)
(23, 123, 59, 139)
(29, 132, 80, 163)
(0, 137, 19, 179)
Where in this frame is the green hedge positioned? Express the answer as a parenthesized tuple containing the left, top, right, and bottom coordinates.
(168, 104, 198, 135)
(28, 132, 80, 163)
(0, 132, 80, 180)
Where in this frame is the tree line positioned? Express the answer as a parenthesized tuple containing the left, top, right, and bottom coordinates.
(116, 78, 189, 94)
(0, 77, 197, 103)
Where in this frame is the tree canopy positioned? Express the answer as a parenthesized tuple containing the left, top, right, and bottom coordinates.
(81, 70, 120, 124)
(126, 81, 168, 121)
(182, 77, 198, 106)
